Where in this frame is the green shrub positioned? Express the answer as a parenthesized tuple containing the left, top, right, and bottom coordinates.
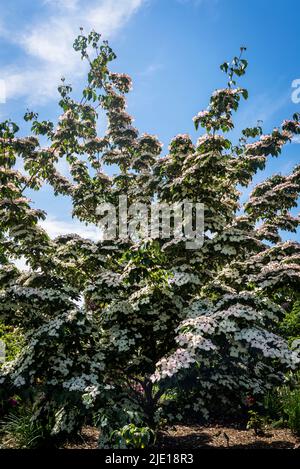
(110, 424, 155, 449)
(0, 324, 23, 419)
(0, 321, 23, 364)
(0, 406, 50, 448)
(280, 300, 300, 345)
(93, 396, 150, 448)
(264, 390, 283, 422)
(282, 389, 300, 435)
(246, 410, 265, 435)
(264, 372, 300, 435)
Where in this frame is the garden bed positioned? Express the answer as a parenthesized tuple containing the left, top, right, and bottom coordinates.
(63, 425, 300, 450)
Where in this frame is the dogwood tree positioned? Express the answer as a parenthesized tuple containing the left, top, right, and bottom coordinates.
(0, 32, 299, 445)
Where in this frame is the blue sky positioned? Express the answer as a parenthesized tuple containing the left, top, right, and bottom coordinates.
(0, 0, 299, 241)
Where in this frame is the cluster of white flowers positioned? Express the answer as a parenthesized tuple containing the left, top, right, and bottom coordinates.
(177, 315, 216, 335)
(51, 407, 80, 435)
(82, 385, 101, 408)
(152, 292, 300, 385)
(169, 270, 201, 287)
(196, 134, 228, 148)
(235, 328, 300, 365)
(250, 261, 300, 289)
(151, 348, 196, 381)
(104, 300, 134, 317)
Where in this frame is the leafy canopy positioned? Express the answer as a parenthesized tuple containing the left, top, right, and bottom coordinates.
(0, 32, 299, 444)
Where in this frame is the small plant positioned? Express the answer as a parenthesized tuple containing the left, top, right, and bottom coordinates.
(283, 389, 300, 435)
(264, 390, 283, 423)
(0, 407, 49, 448)
(246, 410, 265, 436)
(110, 424, 156, 449)
(263, 372, 300, 435)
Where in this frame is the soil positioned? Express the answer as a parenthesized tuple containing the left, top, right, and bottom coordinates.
(63, 424, 300, 450)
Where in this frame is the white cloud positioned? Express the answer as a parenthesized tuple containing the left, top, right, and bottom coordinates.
(40, 216, 102, 241)
(0, 79, 6, 103)
(12, 216, 101, 272)
(13, 256, 30, 271)
(292, 135, 300, 144)
(21, 19, 78, 67)
(235, 91, 289, 134)
(42, 0, 80, 11)
(139, 63, 164, 77)
(177, 0, 218, 6)
(1, 0, 144, 105)
(55, 157, 72, 178)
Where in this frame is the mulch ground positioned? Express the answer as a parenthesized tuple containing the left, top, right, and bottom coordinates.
(63, 424, 300, 449)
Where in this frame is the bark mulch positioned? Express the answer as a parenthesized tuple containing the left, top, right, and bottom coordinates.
(156, 424, 300, 449)
(63, 424, 300, 449)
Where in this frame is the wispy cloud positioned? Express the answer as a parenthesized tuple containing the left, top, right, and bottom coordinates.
(176, 0, 218, 6)
(40, 215, 101, 241)
(0, 0, 144, 105)
(42, 0, 80, 10)
(235, 91, 289, 133)
(292, 135, 300, 144)
(12, 216, 101, 271)
(139, 63, 164, 78)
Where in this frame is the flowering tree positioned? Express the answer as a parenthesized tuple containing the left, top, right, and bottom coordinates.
(0, 32, 299, 446)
